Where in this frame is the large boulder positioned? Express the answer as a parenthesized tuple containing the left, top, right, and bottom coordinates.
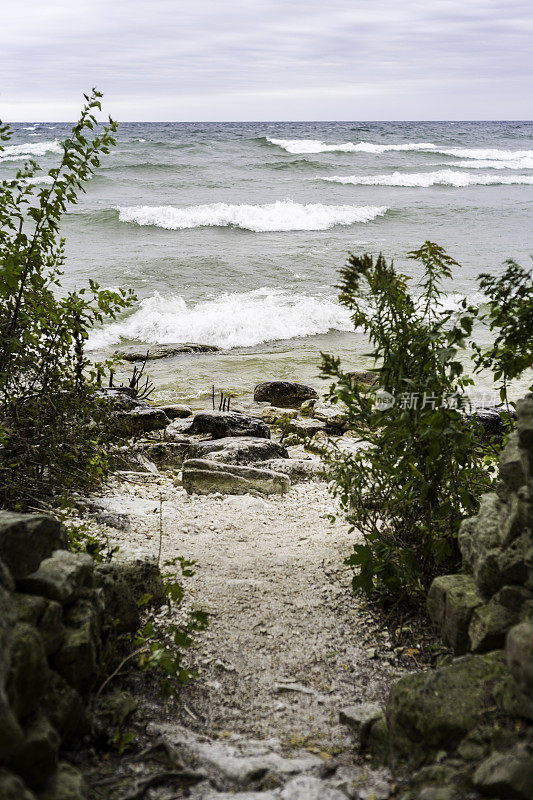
(186, 411, 270, 440)
(13, 594, 65, 656)
(188, 436, 288, 466)
(506, 621, 533, 720)
(181, 458, 290, 496)
(7, 714, 59, 789)
(288, 418, 327, 438)
(53, 599, 101, 693)
(122, 406, 170, 434)
(0, 582, 24, 761)
(254, 381, 318, 408)
(260, 406, 299, 425)
(18, 551, 94, 606)
(135, 440, 191, 469)
(41, 672, 88, 747)
(262, 458, 326, 483)
(313, 401, 349, 429)
(0, 513, 66, 580)
(386, 651, 508, 764)
(93, 563, 140, 634)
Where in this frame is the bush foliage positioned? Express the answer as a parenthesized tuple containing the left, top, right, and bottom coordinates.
(321, 242, 499, 606)
(0, 90, 135, 508)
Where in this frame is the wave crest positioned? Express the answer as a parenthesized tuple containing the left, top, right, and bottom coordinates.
(318, 170, 533, 187)
(117, 200, 388, 232)
(0, 140, 62, 162)
(87, 289, 353, 350)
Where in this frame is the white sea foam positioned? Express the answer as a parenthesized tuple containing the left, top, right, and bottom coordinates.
(117, 200, 388, 232)
(266, 138, 435, 154)
(267, 138, 533, 167)
(447, 158, 533, 170)
(319, 170, 533, 187)
(0, 140, 62, 162)
(87, 289, 354, 351)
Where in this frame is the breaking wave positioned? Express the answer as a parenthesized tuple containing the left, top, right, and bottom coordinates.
(117, 200, 388, 232)
(0, 140, 62, 162)
(87, 289, 354, 350)
(318, 170, 533, 187)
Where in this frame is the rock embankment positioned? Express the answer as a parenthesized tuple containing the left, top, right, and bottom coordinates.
(0, 511, 164, 800)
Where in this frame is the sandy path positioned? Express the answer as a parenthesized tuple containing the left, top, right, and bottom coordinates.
(89, 461, 408, 781)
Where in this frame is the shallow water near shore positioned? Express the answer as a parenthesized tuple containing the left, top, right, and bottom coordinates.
(3, 120, 533, 403)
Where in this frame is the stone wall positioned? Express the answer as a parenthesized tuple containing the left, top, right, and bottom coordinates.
(357, 394, 533, 799)
(0, 511, 162, 800)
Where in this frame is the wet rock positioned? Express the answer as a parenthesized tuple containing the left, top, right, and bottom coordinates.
(38, 762, 86, 800)
(427, 574, 484, 655)
(472, 408, 509, 439)
(182, 459, 290, 496)
(468, 599, 518, 653)
(18, 551, 94, 605)
(386, 651, 508, 764)
(13, 594, 65, 656)
(189, 437, 288, 466)
(136, 440, 191, 469)
(8, 714, 59, 788)
(0, 512, 66, 580)
(254, 381, 318, 408)
(187, 411, 270, 440)
(116, 342, 219, 361)
(339, 702, 383, 744)
(6, 623, 48, 719)
(472, 742, 533, 799)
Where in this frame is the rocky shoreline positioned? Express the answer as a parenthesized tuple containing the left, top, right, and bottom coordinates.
(0, 381, 531, 799)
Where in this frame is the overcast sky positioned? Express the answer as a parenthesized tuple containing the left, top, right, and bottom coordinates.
(1, 0, 532, 121)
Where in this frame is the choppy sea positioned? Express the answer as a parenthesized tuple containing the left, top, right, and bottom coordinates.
(2, 121, 533, 405)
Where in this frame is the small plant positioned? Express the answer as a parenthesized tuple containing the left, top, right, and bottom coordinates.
(134, 557, 209, 699)
(321, 242, 497, 606)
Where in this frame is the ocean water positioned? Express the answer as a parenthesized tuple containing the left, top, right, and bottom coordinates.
(2, 121, 533, 406)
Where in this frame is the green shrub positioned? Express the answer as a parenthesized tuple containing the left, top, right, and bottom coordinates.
(0, 90, 136, 508)
(320, 242, 497, 607)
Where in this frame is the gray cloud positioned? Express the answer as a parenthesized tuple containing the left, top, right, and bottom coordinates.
(1, 0, 531, 119)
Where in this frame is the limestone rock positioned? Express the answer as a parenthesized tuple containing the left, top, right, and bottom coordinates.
(41, 672, 88, 746)
(116, 342, 219, 361)
(122, 406, 170, 434)
(0, 771, 37, 800)
(288, 418, 327, 437)
(506, 622, 533, 719)
(254, 381, 318, 408)
(347, 370, 379, 387)
(260, 406, 299, 425)
(114, 558, 165, 609)
(0, 512, 66, 579)
(53, 599, 101, 692)
(262, 458, 326, 483)
(182, 459, 290, 496)
(427, 574, 484, 655)
(187, 411, 270, 440)
(188, 436, 288, 466)
(38, 762, 86, 800)
(13, 594, 65, 656)
(386, 651, 508, 764)
(93, 563, 140, 634)
(472, 742, 533, 799)
(280, 775, 348, 800)
(6, 623, 48, 719)
(517, 393, 533, 484)
(135, 440, 191, 469)
(313, 401, 349, 429)
(499, 431, 526, 494)
(468, 599, 518, 653)
(165, 417, 196, 440)
(18, 551, 94, 605)
(157, 403, 193, 419)
(339, 702, 382, 744)
(458, 493, 504, 577)
(7, 714, 59, 788)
